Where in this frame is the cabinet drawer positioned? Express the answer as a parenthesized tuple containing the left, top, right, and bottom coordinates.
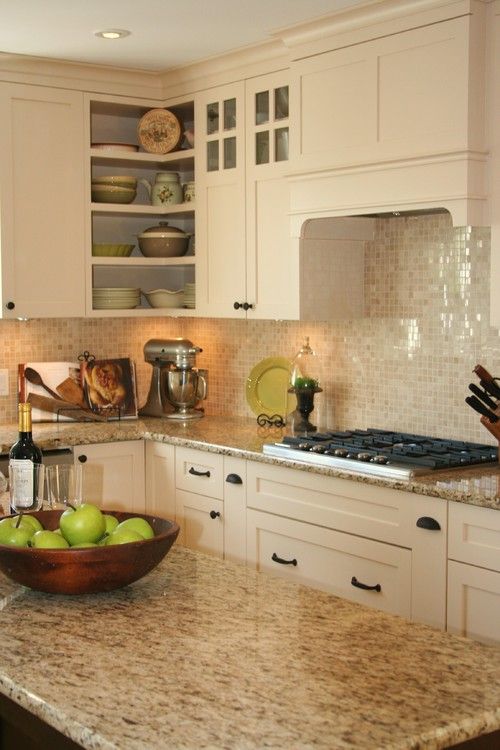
(175, 447, 223, 499)
(447, 560, 500, 645)
(247, 509, 411, 618)
(176, 489, 223, 558)
(247, 461, 413, 546)
(449, 503, 500, 573)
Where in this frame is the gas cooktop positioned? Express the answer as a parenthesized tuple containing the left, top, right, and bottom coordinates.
(263, 428, 499, 479)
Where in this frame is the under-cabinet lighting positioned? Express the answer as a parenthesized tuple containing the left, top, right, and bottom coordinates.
(94, 29, 131, 40)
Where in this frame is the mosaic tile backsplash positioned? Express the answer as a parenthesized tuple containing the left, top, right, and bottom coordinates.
(0, 212, 499, 444)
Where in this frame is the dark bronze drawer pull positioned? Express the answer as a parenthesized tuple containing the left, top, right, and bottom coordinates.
(209, 510, 221, 519)
(416, 516, 441, 531)
(272, 552, 297, 566)
(188, 467, 210, 477)
(351, 576, 381, 592)
(225, 473, 242, 484)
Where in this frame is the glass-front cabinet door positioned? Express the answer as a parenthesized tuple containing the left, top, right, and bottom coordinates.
(245, 72, 298, 321)
(195, 82, 246, 317)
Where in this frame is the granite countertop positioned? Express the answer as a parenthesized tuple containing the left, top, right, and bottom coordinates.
(0, 415, 499, 511)
(0, 545, 498, 750)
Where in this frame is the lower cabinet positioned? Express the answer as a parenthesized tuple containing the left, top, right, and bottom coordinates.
(174, 446, 246, 562)
(74, 441, 145, 514)
(447, 503, 500, 645)
(247, 508, 412, 617)
(245, 461, 447, 628)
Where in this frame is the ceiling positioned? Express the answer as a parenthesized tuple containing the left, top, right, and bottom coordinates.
(0, 0, 368, 72)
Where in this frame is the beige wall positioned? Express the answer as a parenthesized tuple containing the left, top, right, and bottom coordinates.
(0, 213, 498, 443)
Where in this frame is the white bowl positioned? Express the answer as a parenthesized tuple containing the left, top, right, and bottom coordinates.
(143, 289, 184, 308)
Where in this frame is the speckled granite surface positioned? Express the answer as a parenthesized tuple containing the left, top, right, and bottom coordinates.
(0, 416, 499, 510)
(0, 546, 498, 750)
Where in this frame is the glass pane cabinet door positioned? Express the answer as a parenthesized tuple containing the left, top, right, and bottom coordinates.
(205, 98, 238, 171)
(252, 85, 289, 165)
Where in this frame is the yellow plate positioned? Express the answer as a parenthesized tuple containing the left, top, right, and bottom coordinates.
(245, 357, 292, 417)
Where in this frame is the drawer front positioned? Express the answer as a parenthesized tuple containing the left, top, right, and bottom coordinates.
(175, 447, 224, 499)
(449, 503, 500, 573)
(447, 560, 500, 645)
(247, 461, 413, 546)
(247, 509, 412, 618)
(176, 489, 223, 558)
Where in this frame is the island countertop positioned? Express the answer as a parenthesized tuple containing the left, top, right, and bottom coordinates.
(0, 545, 499, 750)
(0, 415, 499, 511)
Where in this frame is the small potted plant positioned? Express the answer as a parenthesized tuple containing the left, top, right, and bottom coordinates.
(288, 376, 322, 433)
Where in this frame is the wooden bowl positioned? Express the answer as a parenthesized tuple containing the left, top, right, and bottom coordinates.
(0, 511, 179, 595)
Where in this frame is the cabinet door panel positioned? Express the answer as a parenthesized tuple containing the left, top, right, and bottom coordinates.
(247, 509, 412, 618)
(0, 83, 85, 318)
(176, 489, 223, 558)
(449, 503, 500, 574)
(448, 560, 500, 645)
(145, 441, 175, 519)
(74, 441, 145, 513)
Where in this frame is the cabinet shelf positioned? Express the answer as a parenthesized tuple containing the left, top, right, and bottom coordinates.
(91, 256, 195, 267)
(91, 202, 195, 217)
(90, 148, 194, 171)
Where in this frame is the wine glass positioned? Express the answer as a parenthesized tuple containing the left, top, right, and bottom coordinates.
(9, 462, 45, 514)
(45, 464, 83, 510)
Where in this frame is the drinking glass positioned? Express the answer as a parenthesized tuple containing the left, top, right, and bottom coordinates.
(9, 462, 45, 514)
(45, 464, 83, 510)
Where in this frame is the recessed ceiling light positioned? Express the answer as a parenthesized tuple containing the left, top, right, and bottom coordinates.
(94, 29, 131, 40)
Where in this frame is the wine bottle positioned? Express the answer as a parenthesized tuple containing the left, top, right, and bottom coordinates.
(9, 402, 43, 511)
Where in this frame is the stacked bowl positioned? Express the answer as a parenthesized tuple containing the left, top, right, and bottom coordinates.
(91, 176, 137, 204)
(92, 287, 141, 310)
(183, 283, 195, 309)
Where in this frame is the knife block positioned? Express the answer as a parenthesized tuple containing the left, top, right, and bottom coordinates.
(480, 414, 500, 443)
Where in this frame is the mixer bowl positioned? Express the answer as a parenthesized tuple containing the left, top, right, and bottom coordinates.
(166, 369, 206, 419)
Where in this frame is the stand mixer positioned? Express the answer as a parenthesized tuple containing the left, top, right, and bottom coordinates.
(139, 338, 207, 419)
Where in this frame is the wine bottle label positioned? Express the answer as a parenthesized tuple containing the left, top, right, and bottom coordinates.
(9, 459, 35, 509)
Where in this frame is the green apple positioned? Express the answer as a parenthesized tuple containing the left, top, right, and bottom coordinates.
(59, 503, 106, 545)
(0, 524, 32, 547)
(17, 514, 44, 533)
(105, 528, 144, 546)
(71, 542, 98, 548)
(115, 517, 154, 540)
(0, 516, 37, 542)
(103, 514, 119, 535)
(31, 530, 70, 549)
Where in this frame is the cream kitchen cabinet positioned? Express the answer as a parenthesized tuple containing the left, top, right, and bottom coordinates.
(291, 13, 484, 175)
(145, 441, 176, 519)
(86, 93, 196, 317)
(195, 73, 296, 319)
(0, 82, 86, 318)
(74, 440, 145, 513)
(174, 446, 246, 561)
(245, 461, 447, 627)
(447, 502, 500, 645)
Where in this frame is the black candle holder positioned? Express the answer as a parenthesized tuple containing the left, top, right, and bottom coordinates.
(288, 385, 322, 433)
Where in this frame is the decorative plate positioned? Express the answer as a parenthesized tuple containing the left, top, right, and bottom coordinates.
(137, 109, 182, 154)
(245, 357, 292, 417)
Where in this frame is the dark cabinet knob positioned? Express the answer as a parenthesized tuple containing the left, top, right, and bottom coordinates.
(225, 473, 242, 484)
(242, 302, 254, 311)
(209, 510, 221, 519)
(416, 516, 441, 531)
(6, 302, 15, 310)
(78, 454, 87, 463)
(233, 301, 243, 310)
(188, 467, 210, 477)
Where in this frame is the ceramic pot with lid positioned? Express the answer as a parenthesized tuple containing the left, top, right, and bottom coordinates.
(139, 172, 183, 206)
(137, 222, 190, 258)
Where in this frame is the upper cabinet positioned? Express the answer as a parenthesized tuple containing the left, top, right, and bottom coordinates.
(86, 94, 196, 317)
(287, 3, 488, 228)
(0, 83, 86, 318)
(195, 72, 296, 319)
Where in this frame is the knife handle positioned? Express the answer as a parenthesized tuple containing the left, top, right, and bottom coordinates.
(474, 364, 496, 383)
(480, 379, 500, 400)
(468, 383, 498, 410)
(465, 395, 499, 422)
